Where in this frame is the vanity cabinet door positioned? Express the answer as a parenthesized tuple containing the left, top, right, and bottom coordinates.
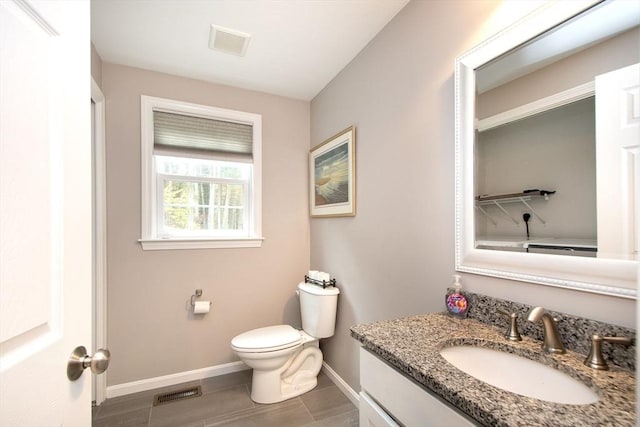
(360, 348, 479, 426)
(359, 392, 400, 427)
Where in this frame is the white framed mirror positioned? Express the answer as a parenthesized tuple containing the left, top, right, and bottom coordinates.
(455, 0, 639, 298)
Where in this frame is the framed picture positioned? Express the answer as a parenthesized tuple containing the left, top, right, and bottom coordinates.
(310, 126, 356, 217)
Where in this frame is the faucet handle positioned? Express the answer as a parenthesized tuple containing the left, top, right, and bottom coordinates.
(497, 309, 522, 341)
(584, 334, 632, 370)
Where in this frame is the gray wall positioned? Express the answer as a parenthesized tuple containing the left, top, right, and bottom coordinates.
(91, 43, 102, 86)
(102, 63, 310, 385)
(310, 0, 636, 393)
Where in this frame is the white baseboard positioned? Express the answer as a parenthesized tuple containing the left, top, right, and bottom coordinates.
(106, 358, 359, 407)
(106, 361, 249, 399)
(322, 361, 359, 408)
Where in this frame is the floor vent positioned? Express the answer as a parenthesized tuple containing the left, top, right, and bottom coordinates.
(152, 386, 202, 407)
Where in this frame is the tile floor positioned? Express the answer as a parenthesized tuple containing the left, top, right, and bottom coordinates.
(92, 370, 359, 427)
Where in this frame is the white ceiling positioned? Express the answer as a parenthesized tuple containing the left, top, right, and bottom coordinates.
(91, 0, 410, 101)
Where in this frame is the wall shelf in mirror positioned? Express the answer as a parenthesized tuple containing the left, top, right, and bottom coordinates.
(476, 190, 555, 225)
(476, 237, 597, 257)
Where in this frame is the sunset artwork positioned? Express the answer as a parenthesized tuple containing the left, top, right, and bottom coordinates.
(309, 126, 355, 217)
(314, 143, 349, 206)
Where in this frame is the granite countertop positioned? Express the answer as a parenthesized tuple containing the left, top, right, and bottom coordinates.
(351, 313, 636, 427)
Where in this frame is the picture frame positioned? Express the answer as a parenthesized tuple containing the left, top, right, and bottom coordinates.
(310, 126, 356, 217)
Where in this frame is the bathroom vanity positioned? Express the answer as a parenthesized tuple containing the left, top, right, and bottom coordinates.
(351, 296, 636, 426)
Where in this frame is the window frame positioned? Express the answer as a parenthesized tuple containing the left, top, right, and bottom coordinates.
(139, 95, 263, 250)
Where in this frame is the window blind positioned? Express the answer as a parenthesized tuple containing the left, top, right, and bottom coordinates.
(153, 111, 252, 158)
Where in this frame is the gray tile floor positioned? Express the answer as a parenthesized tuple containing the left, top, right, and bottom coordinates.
(92, 370, 359, 427)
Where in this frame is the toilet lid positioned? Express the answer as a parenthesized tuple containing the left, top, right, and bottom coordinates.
(231, 325, 302, 352)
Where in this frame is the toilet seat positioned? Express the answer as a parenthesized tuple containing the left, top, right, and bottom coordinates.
(231, 325, 302, 353)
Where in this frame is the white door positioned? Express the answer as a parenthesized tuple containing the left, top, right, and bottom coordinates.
(595, 63, 640, 259)
(0, 1, 93, 426)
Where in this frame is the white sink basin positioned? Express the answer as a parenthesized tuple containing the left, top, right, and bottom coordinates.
(440, 345, 600, 405)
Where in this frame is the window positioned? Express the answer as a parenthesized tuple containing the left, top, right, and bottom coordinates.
(140, 96, 262, 250)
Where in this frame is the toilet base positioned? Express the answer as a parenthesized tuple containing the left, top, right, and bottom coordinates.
(250, 345, 323, 404)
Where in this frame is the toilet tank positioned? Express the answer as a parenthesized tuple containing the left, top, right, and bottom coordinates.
(297, 282, 340, 338)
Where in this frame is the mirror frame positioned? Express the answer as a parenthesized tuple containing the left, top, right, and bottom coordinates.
(454, 0, 637, 299)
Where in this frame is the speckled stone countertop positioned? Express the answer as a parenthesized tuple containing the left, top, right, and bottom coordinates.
(351, 313, 636, 427)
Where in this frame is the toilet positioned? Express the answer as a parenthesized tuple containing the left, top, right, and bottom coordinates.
(231, 282, 340, 404)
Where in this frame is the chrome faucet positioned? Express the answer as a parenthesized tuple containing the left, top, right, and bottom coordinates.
(527, 307, 565, 354)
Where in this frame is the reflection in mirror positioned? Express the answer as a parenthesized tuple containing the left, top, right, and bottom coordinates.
(455, 0, 639, 297)
(475, 97, 596, 257)
(473, 0, 639, 260)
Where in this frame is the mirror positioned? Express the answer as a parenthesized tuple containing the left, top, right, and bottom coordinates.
(455, 0, 639, 298)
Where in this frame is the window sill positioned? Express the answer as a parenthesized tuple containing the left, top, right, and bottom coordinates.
(139, 237, 264, 250)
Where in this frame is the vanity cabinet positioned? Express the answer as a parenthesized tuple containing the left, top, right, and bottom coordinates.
(359, 348, 479, 427)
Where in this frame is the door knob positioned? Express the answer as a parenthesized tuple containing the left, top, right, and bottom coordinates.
(67, 346, 111, 381)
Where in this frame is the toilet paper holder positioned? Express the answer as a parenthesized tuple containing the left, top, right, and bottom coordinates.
(190, 289, 212, 307)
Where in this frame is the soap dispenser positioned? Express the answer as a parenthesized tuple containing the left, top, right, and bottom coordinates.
(445, 274, 468, 318)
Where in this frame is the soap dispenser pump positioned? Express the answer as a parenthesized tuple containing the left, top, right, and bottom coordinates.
(445, 274, 468, 318)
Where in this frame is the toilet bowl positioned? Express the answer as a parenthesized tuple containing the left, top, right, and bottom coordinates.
(231, 325, 323, 404)
(231, 282, 339, 404)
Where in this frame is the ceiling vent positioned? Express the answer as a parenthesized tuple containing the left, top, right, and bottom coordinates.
(208, 24, 251, 57)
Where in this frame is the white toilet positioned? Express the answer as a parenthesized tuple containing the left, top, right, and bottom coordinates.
(231, 282, 340, 404)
